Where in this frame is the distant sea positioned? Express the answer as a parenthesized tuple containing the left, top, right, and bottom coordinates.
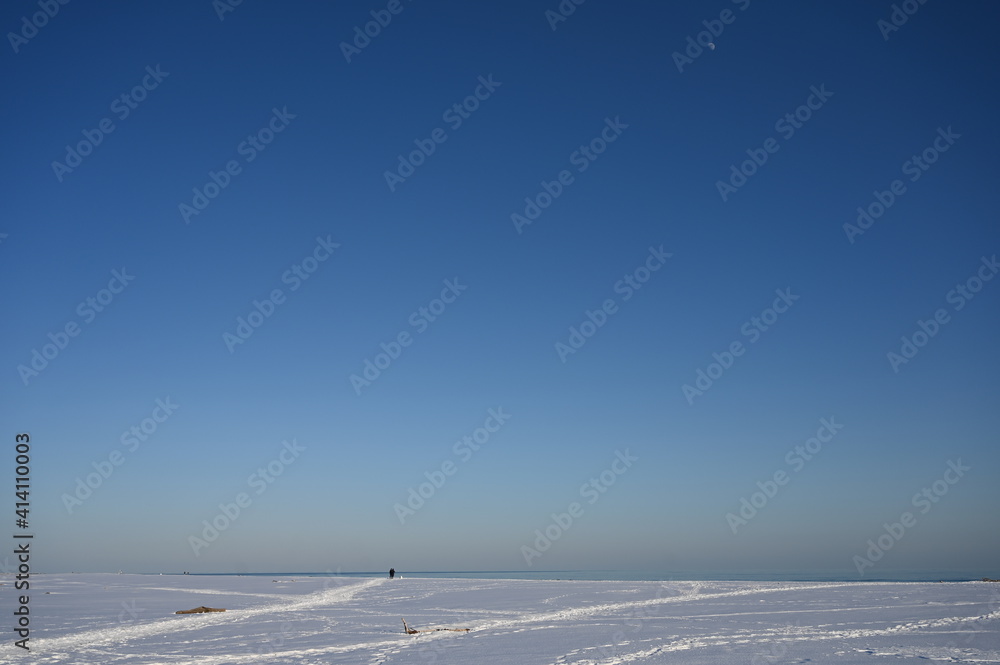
(183, 570, 991, 583)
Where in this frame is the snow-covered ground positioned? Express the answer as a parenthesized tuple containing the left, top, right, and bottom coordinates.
(3, 574, 998, 664)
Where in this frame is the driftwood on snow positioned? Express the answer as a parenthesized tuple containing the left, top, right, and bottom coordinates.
(175, 606, 227, 614)
(401, 618, 470, 634)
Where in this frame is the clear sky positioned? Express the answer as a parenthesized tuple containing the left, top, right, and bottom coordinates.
(2, 0, 998, 578)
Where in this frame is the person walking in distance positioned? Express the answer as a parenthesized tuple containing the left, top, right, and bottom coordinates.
(389, 568, 395, 579)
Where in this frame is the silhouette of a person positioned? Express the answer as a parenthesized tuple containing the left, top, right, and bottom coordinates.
(389, 568, 395, 579)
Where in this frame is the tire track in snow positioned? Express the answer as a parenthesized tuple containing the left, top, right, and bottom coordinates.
(342, 583, 859, 665)
(543, 605, 1000, 664)
(473, 582, 860, 633)
(119, 607, 1000, 665)
(527, 584, 1000, 665)
(31, 578, 386, 656)
(121, 585, 305, 602)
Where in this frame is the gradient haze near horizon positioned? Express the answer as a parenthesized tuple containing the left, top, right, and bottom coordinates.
(2, 0, 998, 577)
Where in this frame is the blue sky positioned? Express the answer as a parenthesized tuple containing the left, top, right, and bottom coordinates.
(2, 0, 998, 577)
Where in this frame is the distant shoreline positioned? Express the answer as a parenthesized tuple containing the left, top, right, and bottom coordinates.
(33, 570, 997, 583)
